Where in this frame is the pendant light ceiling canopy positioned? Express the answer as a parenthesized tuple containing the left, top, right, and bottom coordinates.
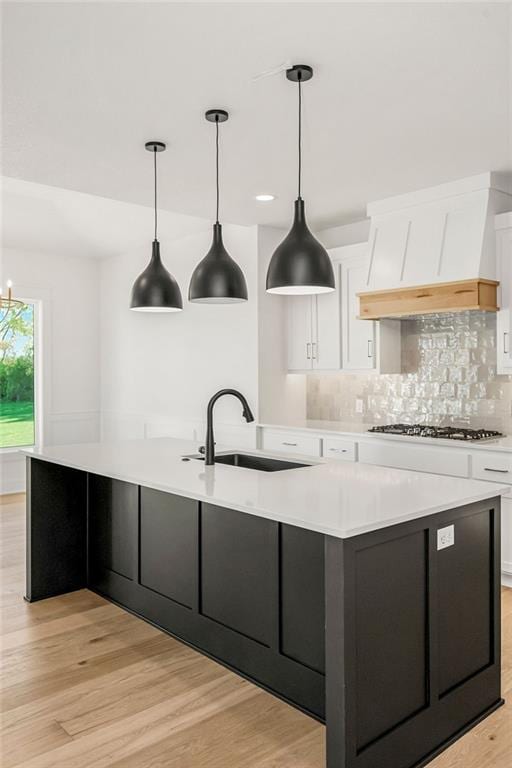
(266, 65, 335, 296)
(188, 110, 248, 304)
(130, 141, 183, 312)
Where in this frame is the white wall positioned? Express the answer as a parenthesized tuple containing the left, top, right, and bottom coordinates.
(1, 247, 100, 492)
(99, 224, 260, 448)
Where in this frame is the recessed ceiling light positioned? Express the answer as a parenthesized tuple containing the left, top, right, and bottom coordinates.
(255, 194, 276, 202)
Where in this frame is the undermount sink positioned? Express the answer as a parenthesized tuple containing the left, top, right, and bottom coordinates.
(191, 452, 311, 472)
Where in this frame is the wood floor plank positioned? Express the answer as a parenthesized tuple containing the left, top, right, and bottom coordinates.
(1, 497, 511, 768)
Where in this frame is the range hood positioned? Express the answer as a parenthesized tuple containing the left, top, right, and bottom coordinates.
(357, 173, 512, 319)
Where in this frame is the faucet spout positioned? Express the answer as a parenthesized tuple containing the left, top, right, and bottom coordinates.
(205, 389, 255, 465)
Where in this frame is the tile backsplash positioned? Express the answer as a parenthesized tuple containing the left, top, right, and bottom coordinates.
(307, 312, 512, 435)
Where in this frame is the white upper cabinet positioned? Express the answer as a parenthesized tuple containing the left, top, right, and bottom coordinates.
(287, 294, 314, 371)
(339, 247, 376, 370)
(313, 265, 342, 371)
(286, 243, 401, 374)
(496, 213, 512, 374)
(335, 244, 401, 374)
(287, 264, 341, 372)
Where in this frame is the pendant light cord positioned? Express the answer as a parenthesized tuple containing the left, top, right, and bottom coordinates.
(298, 76, 302, 200)
(215, 116, 220, 224)
(153, 147, 158, 241)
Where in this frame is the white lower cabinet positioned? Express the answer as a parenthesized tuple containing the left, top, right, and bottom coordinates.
(262, 430, 322, 457)
(358, 440, 470, 478)
(471, 451, 512, 485)
(502, 495, 512, 581)
(322, 437, 357, 461)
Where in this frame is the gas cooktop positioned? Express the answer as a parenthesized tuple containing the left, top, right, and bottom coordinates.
(368, 424, 503, 441)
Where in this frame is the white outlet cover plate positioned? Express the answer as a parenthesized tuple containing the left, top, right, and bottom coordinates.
(437, 524, 455, 550)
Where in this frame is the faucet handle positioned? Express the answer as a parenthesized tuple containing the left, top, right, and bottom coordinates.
(198, 445, 206, 454)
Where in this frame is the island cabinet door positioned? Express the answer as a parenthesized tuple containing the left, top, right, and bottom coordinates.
(139, 488, 198, 609)
(87, 475, 138, 595)
(280, 524, 325, 673)
(200, 503, 279, 647)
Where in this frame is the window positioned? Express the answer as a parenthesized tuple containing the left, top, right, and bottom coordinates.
(0, 301, 35, 448)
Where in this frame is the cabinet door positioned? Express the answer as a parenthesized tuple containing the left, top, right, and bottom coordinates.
(341, 256, 376, 371)
(281, 525, 325, 673)
(287, 295, 313, 371)
(312, 264, 341, 370)
(140, 488, 198, 609)
(88, 475, 138, 585)
(497, 226, 512, 374)
(201, 503, 279, 647)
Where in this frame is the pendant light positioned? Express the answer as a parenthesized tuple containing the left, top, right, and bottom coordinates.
(189, 110, 248, 304)
(130, 141, 183, 312)
(266, 65, 335, 295)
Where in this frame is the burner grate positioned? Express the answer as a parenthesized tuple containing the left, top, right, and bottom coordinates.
(368, 424, 503, 441)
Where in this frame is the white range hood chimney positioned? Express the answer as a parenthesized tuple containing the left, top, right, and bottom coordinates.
(358, 173, 512, 319)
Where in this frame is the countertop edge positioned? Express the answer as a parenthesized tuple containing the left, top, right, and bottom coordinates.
(21, 446, 509, 540)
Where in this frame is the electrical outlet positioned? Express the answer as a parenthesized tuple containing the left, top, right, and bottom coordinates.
(437, 524, 455, 551)
(355, 398, 364, 414)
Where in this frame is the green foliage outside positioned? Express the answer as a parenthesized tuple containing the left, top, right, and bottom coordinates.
(0, 302, 35, 448)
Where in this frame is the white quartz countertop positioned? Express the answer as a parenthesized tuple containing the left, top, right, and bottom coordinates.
(258, 420, 512, 452)
(22, 438, 508, 539)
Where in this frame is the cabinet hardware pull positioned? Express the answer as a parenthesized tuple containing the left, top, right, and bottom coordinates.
(329, 448, 347, 453)
(454, 289, 474, 295)
(415, 292, 432, 299)
(282, 442, 298, 446)
(367, 339, 373, 358)
(312, 342, 317, 360)
(505, 332, 510, 355)
(306, 342, 311, 360)
(483, 467, 509, 473)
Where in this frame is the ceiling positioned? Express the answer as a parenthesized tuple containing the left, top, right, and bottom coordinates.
(2, 2, 511, 229)
(1, 177, 210, 260)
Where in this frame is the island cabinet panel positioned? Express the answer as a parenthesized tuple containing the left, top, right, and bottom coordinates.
(354, 530, 428, 750)
(326, 497, 502, 768)
(88, 475, 138, 586)
(280, 525, 325, 673)
(437, 508, 492, 695)
(26, 458, 87, 602)
(200, 503, 279, 647)
(139, 488, 198, 609)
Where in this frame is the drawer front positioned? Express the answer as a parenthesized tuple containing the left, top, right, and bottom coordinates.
(262, 430, 322, 457)
(472, 451, 512, 486)
(323, 437, 357, 462)
(358, 440, 470, 478)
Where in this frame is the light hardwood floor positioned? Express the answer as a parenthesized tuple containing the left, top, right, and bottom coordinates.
(1, 495, 511, 768)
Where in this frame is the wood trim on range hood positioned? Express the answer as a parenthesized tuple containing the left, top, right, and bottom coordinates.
(357, 278, 499, 320)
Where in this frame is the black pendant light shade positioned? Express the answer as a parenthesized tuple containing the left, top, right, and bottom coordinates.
(266, 65, 335, 295)
(130, 141, 183, 312)
(266, 198, 334, 294)
(130, 240, 183, 312)
(189, 223, 248, 303)
(189, 110, 248, 304)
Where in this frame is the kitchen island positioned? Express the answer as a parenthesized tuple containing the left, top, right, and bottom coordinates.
(24, 438, 507, 768)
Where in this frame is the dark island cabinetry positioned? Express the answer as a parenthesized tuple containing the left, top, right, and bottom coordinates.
(84, 471, 326, 718)
(26, 456, 502, 768)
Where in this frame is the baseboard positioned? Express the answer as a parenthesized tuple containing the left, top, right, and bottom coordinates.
(501, 571, 512, 589)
